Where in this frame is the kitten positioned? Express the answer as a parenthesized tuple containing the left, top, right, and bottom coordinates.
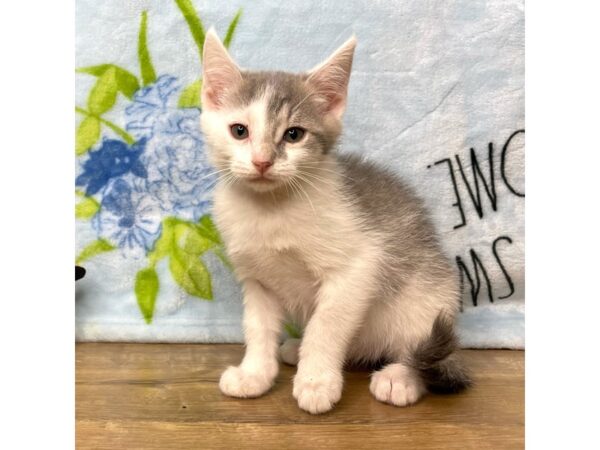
(200, 29, 471, 414)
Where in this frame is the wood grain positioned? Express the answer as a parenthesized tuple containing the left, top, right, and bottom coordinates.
(76, 344, 524, 449)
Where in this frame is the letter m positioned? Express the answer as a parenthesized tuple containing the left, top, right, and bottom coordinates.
(456, 249, 494, 307)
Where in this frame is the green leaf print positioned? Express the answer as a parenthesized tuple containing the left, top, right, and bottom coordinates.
(140, 215, 221, 320)
(75, 107, 136, 145)
(135, 267, 160, 324)
(87, 67, 118, 115)
(148, 216, 226, 306)
(147, 217, 177, 266)
(224, 9, 243, 49)
(180, 224, 213, 256)
(178, 79, 202, 108)
(174, 0, 206, 60)
(169, 248, 213, 300)
(77, 64, 140, 99)
(196, 215, 222, 244)
(284, 322, 302, 339)
(75, 115, 101, 155)
(138, 11, 157, 86)
(76, 239, 116, 265)
(75, 191, 100, 219)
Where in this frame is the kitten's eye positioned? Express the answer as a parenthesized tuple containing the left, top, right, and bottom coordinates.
(230, 124, 249, 140)
(283, 127, 305, 143)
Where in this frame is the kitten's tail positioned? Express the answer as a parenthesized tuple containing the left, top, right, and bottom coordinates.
(407, 313, 472, 394)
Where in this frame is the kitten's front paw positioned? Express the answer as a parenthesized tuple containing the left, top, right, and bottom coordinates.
(219, 366, 274, 398)
(293, 371, 343, 414)
(370, 363, 426, 407)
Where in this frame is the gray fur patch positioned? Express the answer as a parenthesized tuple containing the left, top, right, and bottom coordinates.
(406, 313, 472, 393)
(338, 153, 456, 297)
(224, 71, 341, 156)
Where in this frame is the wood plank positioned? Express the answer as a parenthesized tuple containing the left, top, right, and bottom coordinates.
(76, 344, 524, 449)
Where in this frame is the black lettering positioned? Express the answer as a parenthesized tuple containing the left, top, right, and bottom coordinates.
(456, 249, 494, 307)
(455, 144, 497, 219)
(501, 129, 525, 197)
(433, 158, 466, 229)
(492, 236, 515, 300)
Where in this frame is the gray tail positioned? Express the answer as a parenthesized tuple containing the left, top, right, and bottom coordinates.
(407, 313, 472, 394)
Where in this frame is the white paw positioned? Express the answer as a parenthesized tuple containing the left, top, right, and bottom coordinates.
(219, 366, 274, 398)
(280, 338, 300, 365)
(370, 363, 426, 407)
(293, 371, 343, 414)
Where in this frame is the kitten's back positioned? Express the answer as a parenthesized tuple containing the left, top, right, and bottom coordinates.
(337, 153, 455, 293)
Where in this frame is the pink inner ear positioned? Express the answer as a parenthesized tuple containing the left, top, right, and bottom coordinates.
(315, 92, 346, 119)
(201, 86, 221, 110)
(308, 66, 352, 119)
(307, 38, 355, 120)
(327, 95, 345, 116)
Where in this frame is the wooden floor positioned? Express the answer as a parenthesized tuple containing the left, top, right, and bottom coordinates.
(76, 344, 524, 449)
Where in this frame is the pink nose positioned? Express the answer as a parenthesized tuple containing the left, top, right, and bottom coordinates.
(252, 160, 273, 175)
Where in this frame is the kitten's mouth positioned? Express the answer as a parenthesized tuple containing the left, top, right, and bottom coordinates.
(248, 176, 275, 183)
(243, 174, 281, 192)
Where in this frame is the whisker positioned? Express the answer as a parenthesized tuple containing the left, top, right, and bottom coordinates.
(297, 164, 355, 181)
(295, 169, 345, 189)
(284, 179, 298, 204)
(294, 173, 329, 196)
(286, 177, 300, 200)
(290, 176, 316, 215)
(199, 168, 231, 181)
(296, 170, 338, 187)
(283, 179, 293, 200)
(220, 172, 238, 190)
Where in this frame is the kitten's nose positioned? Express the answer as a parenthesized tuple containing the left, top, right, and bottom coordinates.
(252, 160, 273, 175)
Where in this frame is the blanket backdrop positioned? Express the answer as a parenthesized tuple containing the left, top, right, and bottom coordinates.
(75, 0, 524, 348)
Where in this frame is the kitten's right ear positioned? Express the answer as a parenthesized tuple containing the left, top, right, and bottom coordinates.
(201, 28, 242, 110)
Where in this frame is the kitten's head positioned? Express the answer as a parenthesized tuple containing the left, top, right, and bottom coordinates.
(200, 29, 356, 193)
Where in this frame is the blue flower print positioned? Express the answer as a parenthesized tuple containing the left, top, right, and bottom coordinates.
(76, 138, 148, 195)
(142, 108, 216, 221)
(124, 75, 217, 221)
(125, 75, 180, 139)
(92, 177, 162, 257)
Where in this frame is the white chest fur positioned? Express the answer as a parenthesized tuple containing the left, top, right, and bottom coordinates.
(212, 181, 374, 317)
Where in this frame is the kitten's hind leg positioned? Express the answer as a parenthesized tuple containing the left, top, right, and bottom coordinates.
(370, 313, 472, 407)
(370, 363, 426, 407)
(280, 338, 301, 366)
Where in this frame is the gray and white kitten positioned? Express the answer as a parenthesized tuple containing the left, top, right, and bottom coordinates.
(200, 29, 471, 414)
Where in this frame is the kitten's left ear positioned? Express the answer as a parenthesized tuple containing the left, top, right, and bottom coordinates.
(307, 36, 357, 119)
